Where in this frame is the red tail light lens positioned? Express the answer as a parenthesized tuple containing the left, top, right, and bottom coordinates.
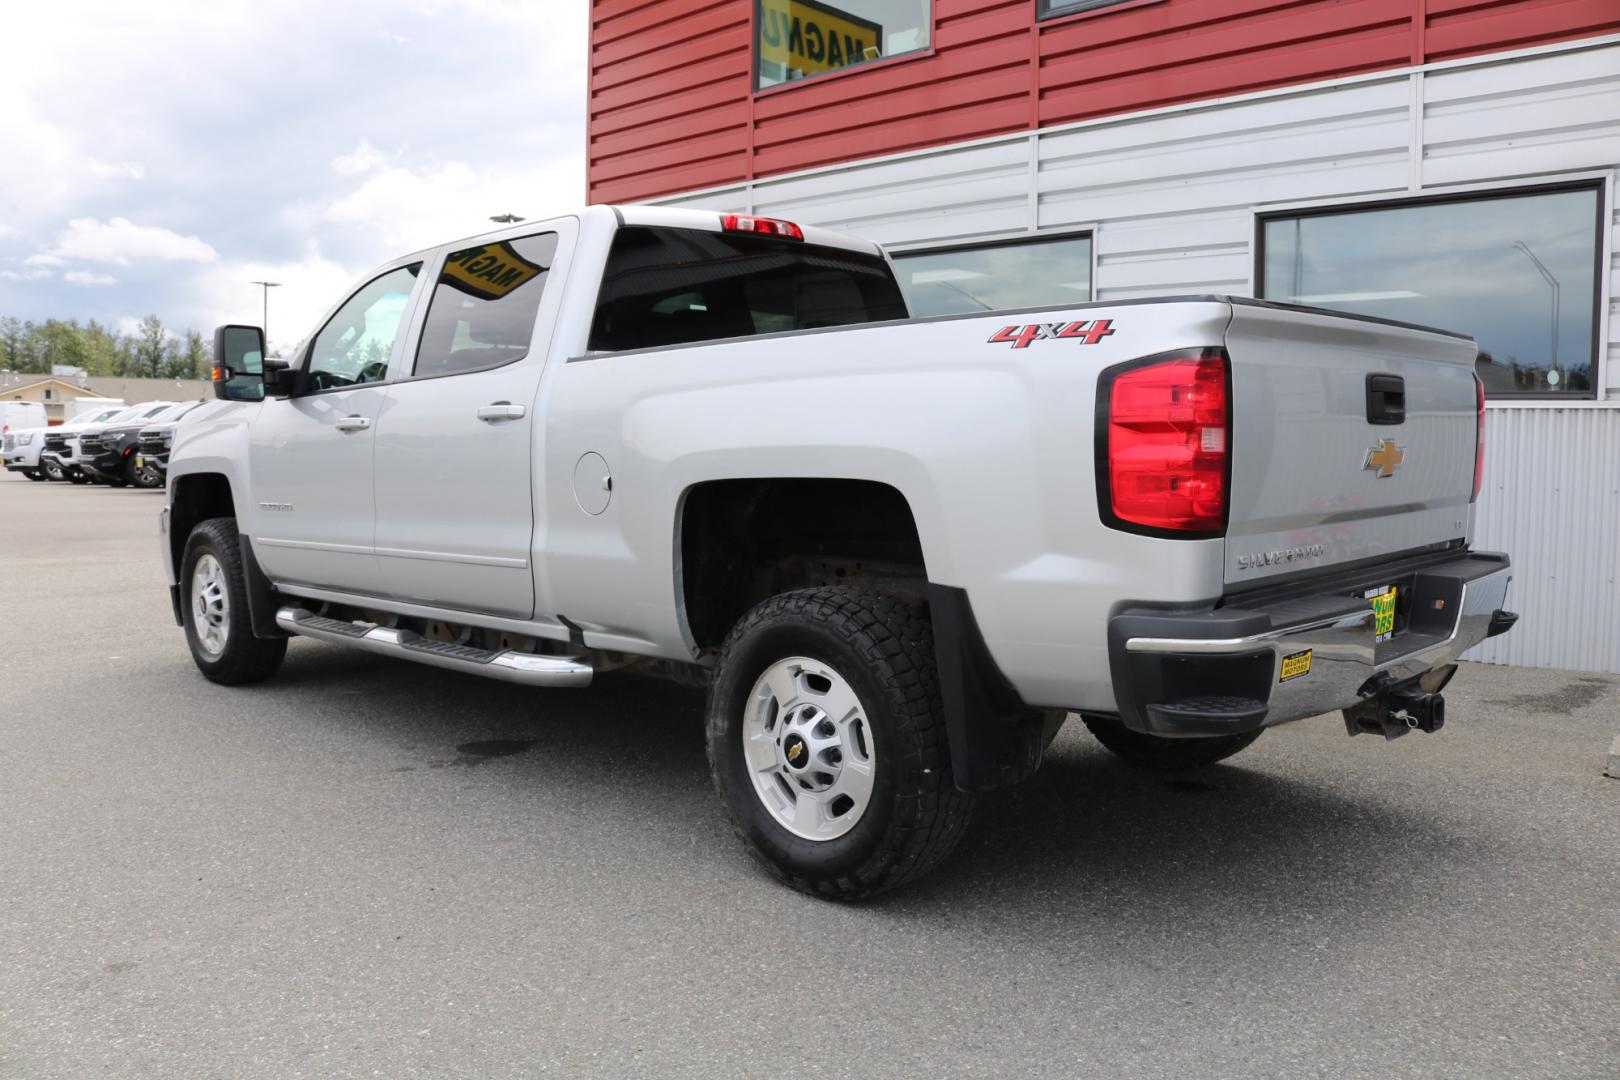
(1099, 350, 1229, 535)
(720, 213, 804, 241)
(1471, 373, 1485, 502)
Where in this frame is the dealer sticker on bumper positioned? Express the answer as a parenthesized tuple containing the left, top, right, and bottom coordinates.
(1279, 649, 1313, 682)
(1364, 585, 1398, 643)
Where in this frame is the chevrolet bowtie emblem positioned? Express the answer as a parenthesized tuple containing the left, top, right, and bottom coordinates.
(1363, 438, 1405, 478)
(787, 742, 803, 762)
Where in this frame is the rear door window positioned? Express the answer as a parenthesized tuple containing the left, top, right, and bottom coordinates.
(412, 232, 558, 379)
(588, 226, 908, 352)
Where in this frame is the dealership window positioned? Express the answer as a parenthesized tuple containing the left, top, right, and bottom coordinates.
(891, 233, 1093, 317)
(755, 0, 930, 90)
(1260, 184, 1603, 398)
(1037, 0, 1138, 18)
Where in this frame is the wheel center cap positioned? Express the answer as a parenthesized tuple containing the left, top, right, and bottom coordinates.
(782, 733, 809, 770)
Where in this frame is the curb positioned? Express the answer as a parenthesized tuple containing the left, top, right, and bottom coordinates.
(1608, 733, 1620, 780)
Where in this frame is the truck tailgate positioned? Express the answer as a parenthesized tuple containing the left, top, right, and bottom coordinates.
(1223, 301, 1479, 588)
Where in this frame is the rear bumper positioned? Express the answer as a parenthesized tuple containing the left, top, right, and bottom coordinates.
(1107, 550, 1513, 736)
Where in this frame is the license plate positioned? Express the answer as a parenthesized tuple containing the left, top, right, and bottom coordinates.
(1364, 585, 1398, 643)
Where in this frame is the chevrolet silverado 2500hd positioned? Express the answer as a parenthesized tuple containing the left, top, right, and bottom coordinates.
(161, 205, 1515, 898)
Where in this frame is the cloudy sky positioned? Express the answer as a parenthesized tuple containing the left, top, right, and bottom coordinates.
(0, 0, 587, 353)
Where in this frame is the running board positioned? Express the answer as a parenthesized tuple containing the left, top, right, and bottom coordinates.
(274, 606, 593, 688)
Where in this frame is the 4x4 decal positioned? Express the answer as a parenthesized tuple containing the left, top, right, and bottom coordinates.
(988, 319, 1115, 350)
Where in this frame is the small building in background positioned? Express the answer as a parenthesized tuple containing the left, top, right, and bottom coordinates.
(0, 374, 211, 424)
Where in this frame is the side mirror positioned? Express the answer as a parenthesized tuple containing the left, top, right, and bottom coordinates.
(212, 325, 266, 402)
(262, 357, 298, 398)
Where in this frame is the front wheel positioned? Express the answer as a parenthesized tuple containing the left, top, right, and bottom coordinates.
(24, 469, 46, 482)
(1082, 715, 1262, 771)
(43, 460, 64, 481)
(181, 517, 287, 685)
(706, 587, 973, 900)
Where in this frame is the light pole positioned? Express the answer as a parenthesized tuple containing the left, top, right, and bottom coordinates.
(489, 213, 525, 224)
(250, 280, 282, 346)
(1511, 241, 1559, 383)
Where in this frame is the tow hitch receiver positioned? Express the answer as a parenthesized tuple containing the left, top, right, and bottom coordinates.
(1344, 686, 1446, 740)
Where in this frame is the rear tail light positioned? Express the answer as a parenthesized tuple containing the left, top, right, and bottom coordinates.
(1097, 350, 1229, 536)
(1471, 373, 1485, 502)
(720, 213, 804, 241)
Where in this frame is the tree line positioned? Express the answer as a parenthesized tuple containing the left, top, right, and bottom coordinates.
(0, 315, 209, 380)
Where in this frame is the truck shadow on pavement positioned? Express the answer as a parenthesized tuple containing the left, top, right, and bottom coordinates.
(268, 642, 1466, 926)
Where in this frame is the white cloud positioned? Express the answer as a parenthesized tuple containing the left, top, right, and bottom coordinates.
(87, 159, 145, 180)
(179, 243, 359, 355)
(1, 268, 53, 282)
(46, 217, 217, 266)
(322, 154, 582, 254)
(23, 253, 65, 268)
(332, 139, 387, 176)
(64, 269, 117, 287)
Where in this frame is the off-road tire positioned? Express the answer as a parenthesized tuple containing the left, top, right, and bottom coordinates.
(706, 587, 973, 900)
(181, 517, 287, 685)
(1082, 714, 1262, 771)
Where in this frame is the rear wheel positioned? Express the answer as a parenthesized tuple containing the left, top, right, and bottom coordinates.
(1082, 715, 1262, 771)
(706, 587, 973, 900)
(181, 517, 286, 685)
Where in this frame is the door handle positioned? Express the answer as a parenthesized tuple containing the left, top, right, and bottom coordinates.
(334, 415, 372, 433)
(477, 402, 526, 422)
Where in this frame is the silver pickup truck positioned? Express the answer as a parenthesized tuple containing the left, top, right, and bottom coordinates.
(161, 205, 1515, 897)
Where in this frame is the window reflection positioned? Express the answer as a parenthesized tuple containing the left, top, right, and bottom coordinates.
(755, 0, 930, 89)
(1261, 187, 1600, 396)
(893, 234, 1093, 317)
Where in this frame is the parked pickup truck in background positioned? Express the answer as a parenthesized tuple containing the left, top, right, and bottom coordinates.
(38, 405, 132, 483)
(134, 403, 211, 487)
(160, 205, 1516, 898)
(80, 400, 204, 488)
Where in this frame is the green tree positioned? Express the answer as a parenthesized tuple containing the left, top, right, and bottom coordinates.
(127, 314, 168, 377)
(180, 329, 209, 379)
(0, 316, 20, 370)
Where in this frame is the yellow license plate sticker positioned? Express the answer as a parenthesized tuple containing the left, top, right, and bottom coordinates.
(1279, 649, 1312, 682)
(1365, 585, 1398, 642)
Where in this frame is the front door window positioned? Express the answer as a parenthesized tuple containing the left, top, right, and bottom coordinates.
(306, 264, 422, 391)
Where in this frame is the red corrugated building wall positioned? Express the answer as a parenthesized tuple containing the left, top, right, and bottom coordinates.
(588, 0, 1620, 203)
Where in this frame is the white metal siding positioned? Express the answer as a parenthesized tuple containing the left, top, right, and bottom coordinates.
(1468, 407, 1620, 674)
(655, 36, 1620, 672)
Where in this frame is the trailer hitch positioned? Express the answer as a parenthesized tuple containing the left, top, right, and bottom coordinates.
(1343, 685, 1446, 740)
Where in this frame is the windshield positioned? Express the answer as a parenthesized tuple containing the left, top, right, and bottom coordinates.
(96, 407, 151, 426)
(147, 401, 202, 424)
(588, 226, 909, 352)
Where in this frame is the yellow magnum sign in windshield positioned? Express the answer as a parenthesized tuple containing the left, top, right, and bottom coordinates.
(758, 0, 882, 82)
(440, 241, 545, 301)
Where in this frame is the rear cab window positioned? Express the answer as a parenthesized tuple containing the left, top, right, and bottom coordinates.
(588, 226, 908, 352)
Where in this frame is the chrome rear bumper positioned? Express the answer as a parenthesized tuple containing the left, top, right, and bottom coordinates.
(1107, 551, 1513, 735)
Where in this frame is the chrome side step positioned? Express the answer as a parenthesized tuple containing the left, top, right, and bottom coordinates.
(275, 606, 593, 688)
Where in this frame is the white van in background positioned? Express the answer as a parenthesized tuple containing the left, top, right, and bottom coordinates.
(0, 401, 47, 436)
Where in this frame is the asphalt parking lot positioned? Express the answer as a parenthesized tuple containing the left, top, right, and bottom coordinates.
(1, 473, 1617, 1079)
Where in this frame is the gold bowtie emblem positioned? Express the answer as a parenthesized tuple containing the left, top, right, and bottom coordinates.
(1363, 438, 1405, 478)
(787, 742, 804, 762)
